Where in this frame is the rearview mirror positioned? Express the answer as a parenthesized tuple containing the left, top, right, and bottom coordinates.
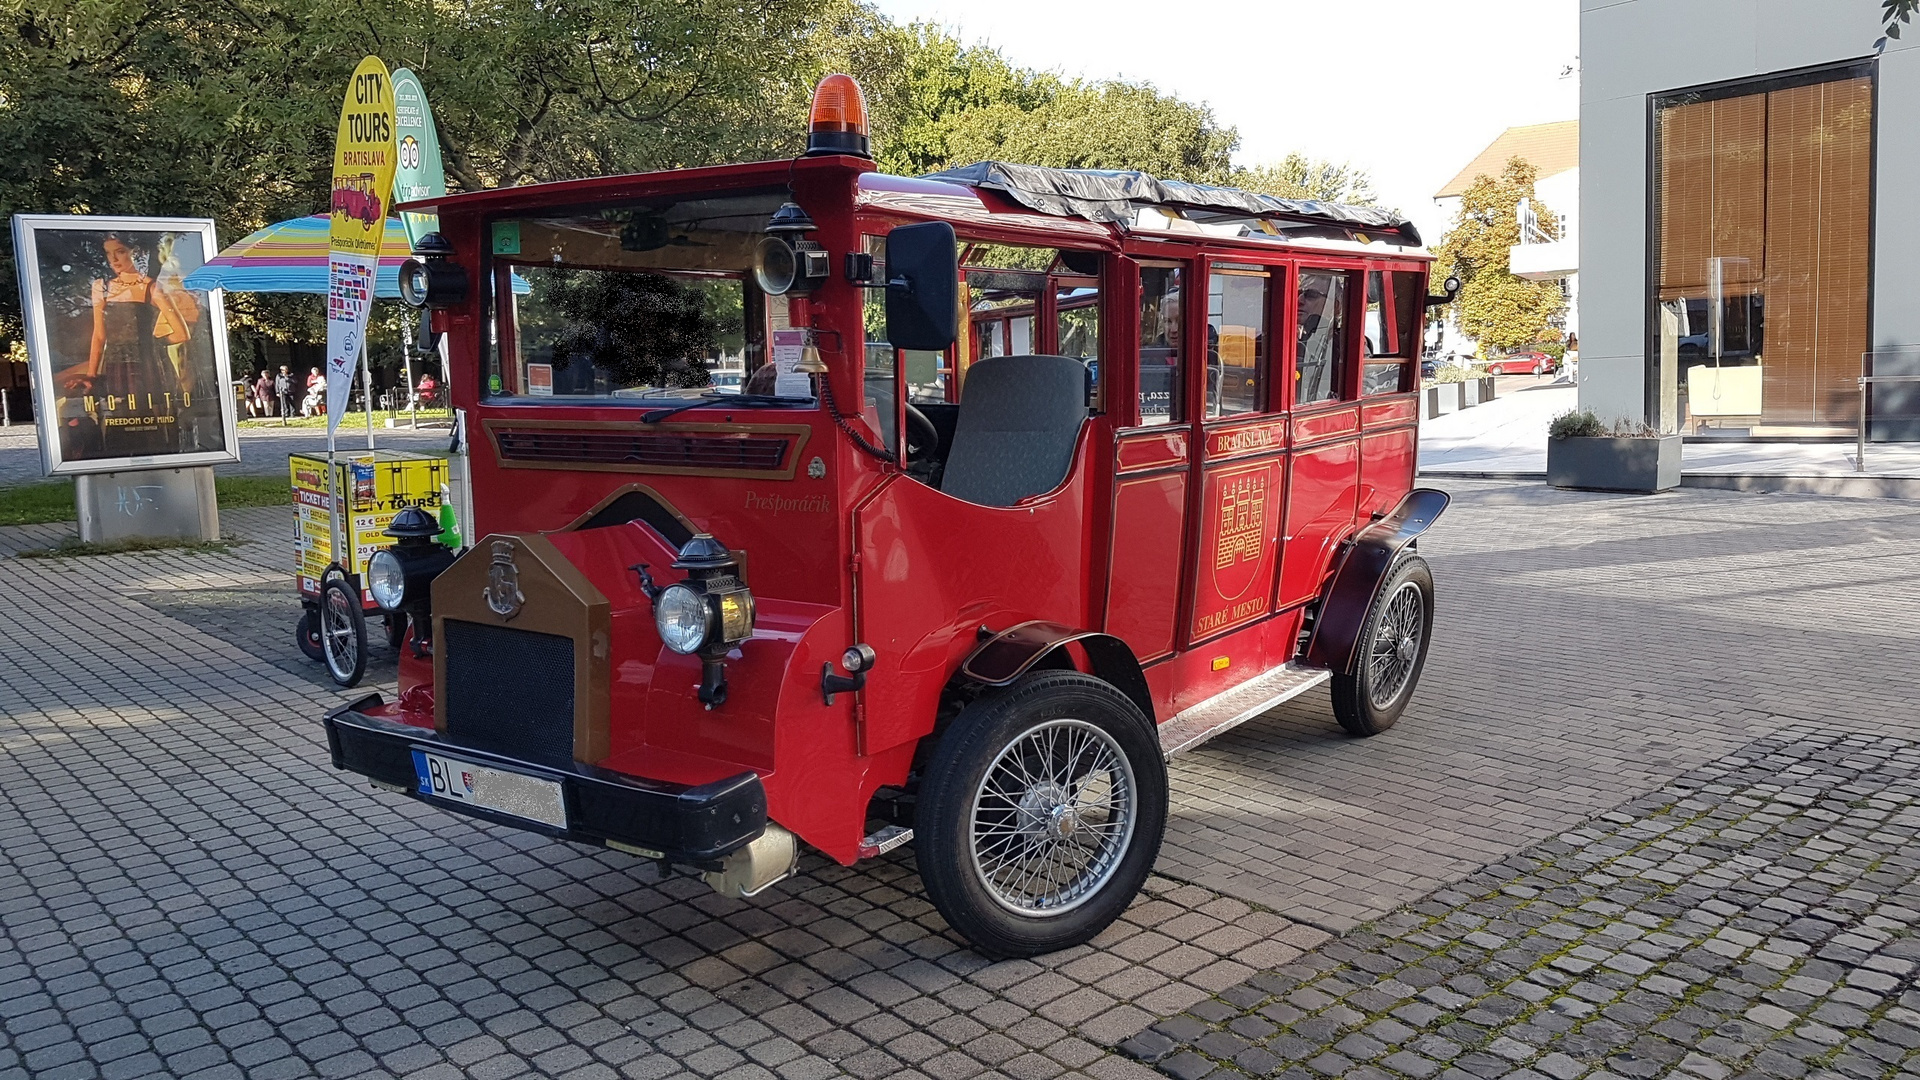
(884, 222, 957, 352)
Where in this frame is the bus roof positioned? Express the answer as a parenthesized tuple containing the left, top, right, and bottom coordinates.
(923, 161, 1423, 248)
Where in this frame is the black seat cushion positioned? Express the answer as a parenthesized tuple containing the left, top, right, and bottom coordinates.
(940, 355, 1088, 507)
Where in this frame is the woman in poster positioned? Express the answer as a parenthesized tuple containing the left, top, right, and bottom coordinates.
(64, 235, 193, 457)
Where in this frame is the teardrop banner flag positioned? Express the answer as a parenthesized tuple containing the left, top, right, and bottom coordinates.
(389, 68, 445, 248)
(326, 55, 398, 438)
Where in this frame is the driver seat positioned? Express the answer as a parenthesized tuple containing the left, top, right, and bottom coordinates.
(940, 355, 1088, 507)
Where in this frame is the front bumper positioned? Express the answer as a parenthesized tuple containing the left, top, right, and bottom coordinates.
(323, 695, 767, 865)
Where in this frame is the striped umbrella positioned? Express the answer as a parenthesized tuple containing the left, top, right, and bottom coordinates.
(183, 214, 527, 296)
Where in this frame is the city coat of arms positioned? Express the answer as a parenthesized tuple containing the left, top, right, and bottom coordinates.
(484, 539, 526, 620)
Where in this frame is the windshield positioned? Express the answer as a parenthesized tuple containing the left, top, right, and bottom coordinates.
(485, 191, 809, 404)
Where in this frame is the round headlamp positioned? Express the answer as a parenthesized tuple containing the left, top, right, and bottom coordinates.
(368, 549, 406, 610)
(398, 260, 433, 308)
(655, 583, 713, 655)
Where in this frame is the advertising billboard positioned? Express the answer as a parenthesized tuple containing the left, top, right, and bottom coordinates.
(12, 215, 240, 476)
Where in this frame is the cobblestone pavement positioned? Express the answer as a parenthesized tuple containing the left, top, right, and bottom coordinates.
(0, 426, 450, 486)
(2, 480, 1919, 1079)
(1127, 726, 1920, 1080)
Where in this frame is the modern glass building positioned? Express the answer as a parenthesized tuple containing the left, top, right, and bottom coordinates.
(1580, 1, 1920, 440)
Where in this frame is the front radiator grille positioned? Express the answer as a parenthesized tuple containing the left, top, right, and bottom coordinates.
(442, 620, 575, 767)
(495, 429, 791, 472)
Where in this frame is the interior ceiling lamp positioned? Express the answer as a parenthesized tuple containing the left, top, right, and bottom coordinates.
(806, 74, 870, 159)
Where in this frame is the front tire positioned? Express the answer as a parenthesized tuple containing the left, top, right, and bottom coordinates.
(917, 671, 1167, 959)
(1331, 556, 1435, 737)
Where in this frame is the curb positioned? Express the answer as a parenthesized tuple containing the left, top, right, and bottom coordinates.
(1421, 468, 1920, 499)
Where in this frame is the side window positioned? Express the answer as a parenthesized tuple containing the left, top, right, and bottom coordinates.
(1206, 270, 1270, 418)
(1057, 281, 1100, 409)
(1136, 266, 1184, 425)
(1295, 270, 1349, 405)
(1362, 270, 1423, 395)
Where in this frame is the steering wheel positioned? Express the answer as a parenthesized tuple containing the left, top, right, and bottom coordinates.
(866, 380, 941, 460)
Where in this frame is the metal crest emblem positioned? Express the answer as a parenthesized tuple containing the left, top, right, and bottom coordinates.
(484, 539, 526, 620)
(807, 455, 826, 480)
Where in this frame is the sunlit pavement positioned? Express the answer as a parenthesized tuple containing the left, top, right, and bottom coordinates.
(0, 425, 451, 487)
(3, 480, 1920, 1078)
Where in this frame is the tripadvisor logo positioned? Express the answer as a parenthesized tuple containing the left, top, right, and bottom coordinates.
(745, 490, 830, 515)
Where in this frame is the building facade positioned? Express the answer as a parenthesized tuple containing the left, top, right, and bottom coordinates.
(1581, 0, 1920, 439)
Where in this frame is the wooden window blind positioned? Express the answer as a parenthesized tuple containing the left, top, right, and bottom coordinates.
(1655, 73, 1872, 427)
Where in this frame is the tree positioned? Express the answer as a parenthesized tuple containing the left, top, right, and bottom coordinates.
(1881, 0, 1918, 45)
(0, 0, 1369, 361)
(1430, 157, 1565, 355)
(1232, 154, 1377, 205)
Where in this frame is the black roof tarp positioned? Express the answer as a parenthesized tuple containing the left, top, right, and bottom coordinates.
(924, 161, 1422, 247)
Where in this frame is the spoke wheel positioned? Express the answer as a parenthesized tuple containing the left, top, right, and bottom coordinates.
(1332, 555, 1435, 737)
(917, 671, 1167, 959)
(320, 578, 368, 688)
(969, 719, 1137, 917)
(1365, 583, 1425, 710)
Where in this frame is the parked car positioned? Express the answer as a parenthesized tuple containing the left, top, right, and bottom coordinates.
(1487, 351, 1556, 376)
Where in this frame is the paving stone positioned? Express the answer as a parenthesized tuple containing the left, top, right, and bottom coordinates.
(1137, 726, 1920, 1080)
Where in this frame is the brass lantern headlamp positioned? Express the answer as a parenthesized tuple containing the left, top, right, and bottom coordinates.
(639, 534, 757, 708)
(397, 232, 469, 310)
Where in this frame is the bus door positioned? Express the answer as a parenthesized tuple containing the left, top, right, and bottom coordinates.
(1356, 268, 1425, 520)
(1104, 260, 1190, 663)
(1276, 266, 1363, 609)
(1185, 259, 1287, 646)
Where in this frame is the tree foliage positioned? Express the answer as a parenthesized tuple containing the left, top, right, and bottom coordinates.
(1882, 0, 1918, 44)
(0, 0, 1373, 355)
(538, 270, 726, 389)
(1232, 154, 1377, 205)
(1430, 157, 1565, 354)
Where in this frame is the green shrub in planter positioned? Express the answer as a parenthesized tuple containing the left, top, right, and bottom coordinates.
(1546, 409, 1681, 493)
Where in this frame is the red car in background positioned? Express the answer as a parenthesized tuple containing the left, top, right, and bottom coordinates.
(1486, 351, 1556, 376)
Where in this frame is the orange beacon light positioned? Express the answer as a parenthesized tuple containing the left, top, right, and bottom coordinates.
(806, 74, 870, 158)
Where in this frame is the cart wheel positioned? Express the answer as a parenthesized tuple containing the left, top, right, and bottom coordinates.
(1331, 555, 1435, 737)
(320, 578, 368, 688)
(916, 671, 1167, 959)
(296, 608, 325, 662)
(383, 611, 407, 651)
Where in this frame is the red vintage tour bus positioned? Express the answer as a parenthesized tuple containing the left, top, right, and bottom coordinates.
(323, 75, 1451, 958)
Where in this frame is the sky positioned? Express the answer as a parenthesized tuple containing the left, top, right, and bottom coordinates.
(868, 0, 1580, 247)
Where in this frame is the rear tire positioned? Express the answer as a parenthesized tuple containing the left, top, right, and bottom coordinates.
(917, 671, 1167, 959)
(297, 609, 325, 662)
(1331, 556, 1435, 737)
(320, 578, 368, 688)
(1532, 363, 1546, 375)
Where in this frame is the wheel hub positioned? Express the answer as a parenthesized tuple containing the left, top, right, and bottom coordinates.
(1396, 635, 1418, 663)
(1017, 781, 1076, 839)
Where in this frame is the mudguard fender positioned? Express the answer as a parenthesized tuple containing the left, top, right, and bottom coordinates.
(1305, 488, 1450, 674)
(958, 620, 1155, 723)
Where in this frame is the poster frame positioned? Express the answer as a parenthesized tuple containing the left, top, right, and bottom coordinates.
(12, 213, 242, 477)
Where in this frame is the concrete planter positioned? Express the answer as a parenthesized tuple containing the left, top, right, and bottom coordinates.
(1433, 382, 1465, 413)
(1462, 376, 1496, 406)
(1421, 386, 1441, 419)
(1547, 435, 1683, 493)
(1478, 376, 1496, 402)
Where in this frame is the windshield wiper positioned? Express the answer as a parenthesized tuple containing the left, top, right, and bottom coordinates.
(640, 393, 812, 425)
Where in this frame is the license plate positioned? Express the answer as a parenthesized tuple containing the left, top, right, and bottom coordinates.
(411, 749, 567, 829)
